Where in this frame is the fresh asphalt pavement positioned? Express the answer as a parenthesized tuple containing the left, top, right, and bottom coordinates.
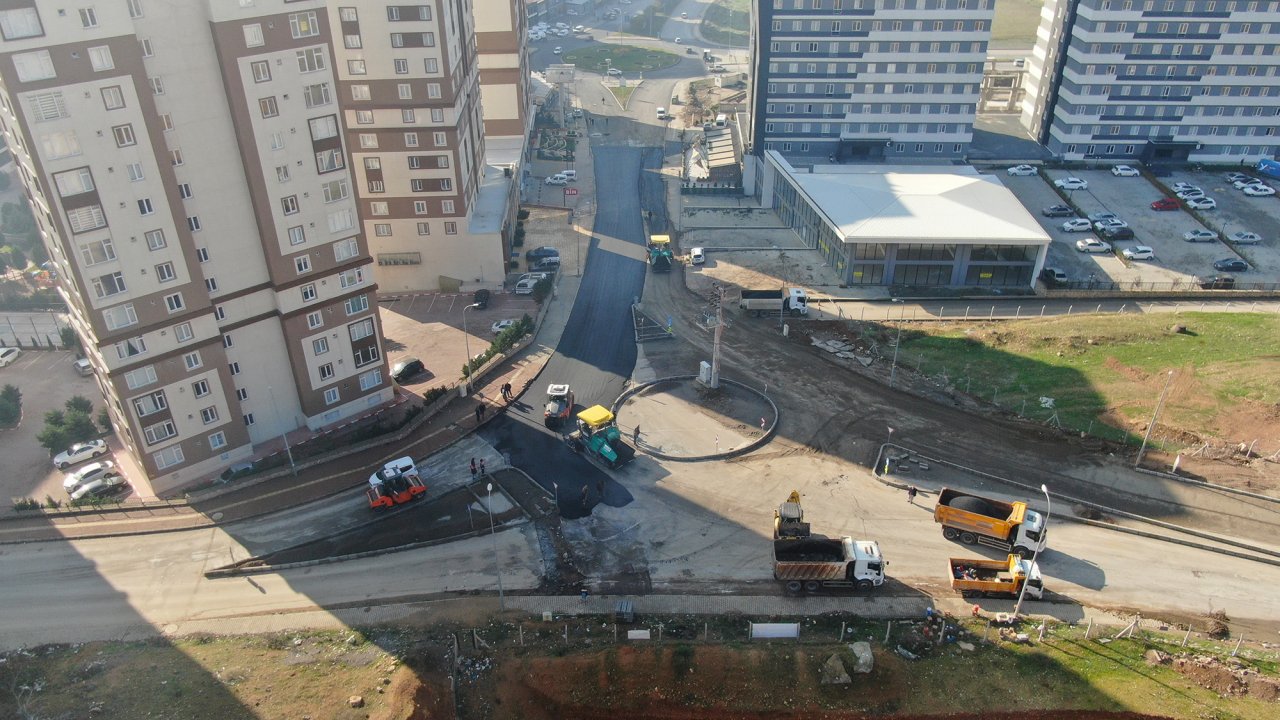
(479, 146, 661, 520)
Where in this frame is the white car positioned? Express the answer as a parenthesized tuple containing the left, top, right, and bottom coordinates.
(1111, 165, 1140, 177)
(1122, 245, 1155, 260)
(1006, 164, 1037, 176)
(554, 22, 569, 29)
(1093, 218, 1128, 232)
(1060, 219, 1093, 232)
(572, 25, 586, 33)
(1172, 181, 1198, 192)
(1185, 197, 1217, 210)
(545, 175, 568, 185)
(0, 347, 20, 367)
(1183, 229, 1218, 243)
(1176, 188, 1205, 200)
(1075, 238, 1112, 253)
(1054, 177, 1088, 190)
(53, 439, 109, 469)
(552, 46, 563, 54)
(1229, 231, 1262, 245)
(606, 68, 622, 77)
(491, 319, 517, 334)
(70, 474, 129, 503)
(674, 37, 682, 44)
(681, 12, 688, 18)
(689, 247, 706, 265)
(1242, 185, 1276, 196)
(63, 460, 117, 493)
(1224, 172, 1252, 183)
(1233, 178, 1266, 189)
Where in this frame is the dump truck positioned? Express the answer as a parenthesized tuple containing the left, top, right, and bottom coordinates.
(566, 405, 635, 469)
(739, 287, 808, 317)
(934, 487, 1046, 558)
(366, 456, 427, 509)
(948, 555, 1043, 600)
(772, 490, 886, 594)
(544, 383, 575, 427)
(648, 234, 674, 272)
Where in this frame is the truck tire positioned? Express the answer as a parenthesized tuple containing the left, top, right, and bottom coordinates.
(961, 589, 980, 599)
(785, 581, 803, 595)
(856, 580, 873, 591)
(804, 580, 822, 593)
(1014, 546, 1033, 559)
(942, 527, 960, 541)
(959, 531, 978, 546)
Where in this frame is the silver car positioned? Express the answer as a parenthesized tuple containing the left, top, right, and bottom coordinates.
(63, 460, 117, 493)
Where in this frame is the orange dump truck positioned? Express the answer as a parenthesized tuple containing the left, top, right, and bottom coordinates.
(934, 487, 1047, 558)
(948, 555, 1043, 600)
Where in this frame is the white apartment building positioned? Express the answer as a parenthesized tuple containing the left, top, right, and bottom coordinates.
(0, 1, 414, 493)
(749, 0, 995, 163)
(1024, 0, 1280, 163)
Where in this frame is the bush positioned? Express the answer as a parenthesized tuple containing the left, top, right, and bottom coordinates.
(98, 407, 112, 433)
(0, 383, 19, 427)
(12, 497, 39, 512)
(531, 277, 554, 304)
(60, 326, 79, 352)
(37, 397, 99, 453)
(422, 386, 450, 405)
(517, 208, 530, 220)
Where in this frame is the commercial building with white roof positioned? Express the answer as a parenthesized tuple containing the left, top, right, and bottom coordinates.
(754, 151, 1051, 289)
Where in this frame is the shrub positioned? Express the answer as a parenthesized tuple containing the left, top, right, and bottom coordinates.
(12, 497, 39, 511)
(423, 386, 450, 405)
(531, 277, 554, 304)
(37, 397, 98, 453)
(517, 208, 530, 220)
(0, 383, 20, 427)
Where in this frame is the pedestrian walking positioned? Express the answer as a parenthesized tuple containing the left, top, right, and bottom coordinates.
(479, 459, 487, 477)
(475, 404, 484, 422)
(633, 424, 640, 444)
(907, 486, 918, 504)
(470, 458, 477, 479)
(503, 382, 514, 401)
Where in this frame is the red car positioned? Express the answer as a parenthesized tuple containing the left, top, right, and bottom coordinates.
(1150, 197, 1180, 211)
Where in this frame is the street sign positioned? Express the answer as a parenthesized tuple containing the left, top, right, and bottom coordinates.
(564, 187, 579, 196)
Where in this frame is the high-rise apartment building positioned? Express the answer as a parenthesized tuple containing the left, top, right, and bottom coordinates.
(474, 0, 531, 145)
(0, 1, 430, 493)
(1023, 0, 1280, 163)
(748, 0, 995, 163)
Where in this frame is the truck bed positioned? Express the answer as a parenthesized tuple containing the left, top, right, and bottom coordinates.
(741, 289, 783, 300)
(774, 537, 844, 562)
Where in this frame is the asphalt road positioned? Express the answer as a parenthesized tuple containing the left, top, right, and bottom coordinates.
(480, 146, 660, 520)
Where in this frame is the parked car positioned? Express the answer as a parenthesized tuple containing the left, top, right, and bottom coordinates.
(1111, 165, 1140, 177)
(607, 68, 623, 77)
(513, 278, 537, 295)
(517, 272, 549, 284)
(1228, 231, 1262, 245)
(1183, 229, 1218, 243)
(70, 474, 129, 503)
(532, 256, 561, 271)
(1054, 177, 1088, 190)
(1122, 246, 1155, 261)
(1242, 185, 1276, 196)
(1100, 226, 1135, 241)
(545, 175, 568, 185)
(572, 25, 586, 33)
(491, 319, 517, 334)
(709, 64, 727, 73)
(1213, 258, 1249, 272)
(1060, 219, 1092, 232)
(1087, 211, 1118, 222)
(1006, 164, 1037, 176)
(689, 247, 706, 264)
(559, 170, 577, 181)
(552, 46, 563, 54)
(1150, 197, 1180, 211)
(1172, 182, 1198, 192)
(1041, 205, 1075, 218)
(73, 358, 93, 376)
(1175, 189, 1205, 200)
(1233, 178, 1267, 189)
(63, 461, 117, 493)
(0, 347, 20, 367)
(526, 246, 559, 261)
(391, 357, 426, 383)
(1185, 197, 1217, 210)
(1075, 238, 1112, 253)
(1094, 218, 1129, 232)
(1199, 275, 1236, 290)
(53, 439, 110, 469)
(1224, 172, 1252, 183)
(1040, 267, 1069, 285)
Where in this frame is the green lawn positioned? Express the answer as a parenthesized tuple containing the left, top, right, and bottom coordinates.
(562, 45, 681, 73)
(890, 313, 1280, 446)
(702, 0, 751, 48)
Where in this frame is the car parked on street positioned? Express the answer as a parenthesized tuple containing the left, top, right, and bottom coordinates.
(1225, 172, 1253, 183)
(73, 358, 93, 376)
(1006, 164, 1037, 176)
(1242, 185, 1276, 197)
(1185, 197, 1217, 210)
(391, 357, 426, 383)
(0, 347, 20, 367)
(606, 67, 622, 77)
(545, 175, 568, 185)
(526, 246, 559, 261)
(1042, 205, 1075, 217)
(1172, 182, 1198, 193)
(1229, 231, 1262, 245)
(1100, 226, 1135, 241)
(689, 247, 705, 264)
(53, 439, 109, 469)
(1061, 218, 1092, 232)
(1176, 189, 1204, 201)
(1150, 198, 1180, 211)
(491, 319, 517, 334)
(1076, 238, 1112, 253)
(1111, 165, 1140, 177)
(63, 461, 117, 493)
(1213, 258, 1249, 272)
(70, 474, 129, 503)
(1122, 246, 1155, 261)
(1183, 229, 1218, 243)
(1040, 267, 1069, 285)
(1054, 177, 1088, 190)
(1199, 275, 1236, 289)
(1233, 178, 1267, 189)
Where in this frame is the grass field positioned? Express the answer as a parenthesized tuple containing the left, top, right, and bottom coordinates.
(561, 45, 680, 73)
(702, 0, 751, 48)
(889, 313, 1280, 447)
(992, 0, 1045, 48)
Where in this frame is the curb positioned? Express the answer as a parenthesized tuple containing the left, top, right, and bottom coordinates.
(1135, 466, 1280, 505)
(612, 376, 778, 462)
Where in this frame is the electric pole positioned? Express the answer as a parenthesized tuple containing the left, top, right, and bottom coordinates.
(710, 284, 725, 388)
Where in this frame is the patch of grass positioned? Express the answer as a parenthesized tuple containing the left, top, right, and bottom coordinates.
(562, 44, 680, 73)
(991, 0, 1044, 48)
(702, 0, 751, 48)
(892, 312, 1280, 446)
(610, 85, 637, 107)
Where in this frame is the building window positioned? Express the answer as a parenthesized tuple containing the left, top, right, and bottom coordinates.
(289, 11, 319, 39)
(89, 47, 115, 71)
(288, 226, 306, 246)
(319, 363, 335, 381)
(243, 413, 254, 426)
(374, 223, 392, 236)
(205, 278, 219, 293)
(170, 149, 184, 166)
(351, 85, 371, 101)
(133, 390, 168, 417)
(338, 267, 365, 288)
(322, 179, 349, 203)
(79, 8, 98, 28)
(178, 183, 192, 199)
(0, 8, 43, 39)
(349, 317, 374, 341)
(432, 131, 447, 146)
(444, 221, 458, 235)
(144, 421, 177, 445)
(104, 303, 137, 331)
(92, 272, 127, 298)
(135, 198, 154, 215)
(413, 201, 428, 215)
(214, 305, 225, 321)
(370, 202, 389, 216)
(303, 83, 331, 108)
(116, 336, 147, 359)
(355, 110, 374, 124)
(281, 195, 299, 215)
(377, 252, 422, 266)
(442, 200, 454, 214)
(154, 445, 185, 469)
(236, 388, 248, 401)
(404, 132, 419, 147)
(347, 59, 367, 75)
(276, 165, 291, 182)
(394, 59, 409, 74)
(244, 23, 263, 47)
(297, 47, 325, 73)
(345, 294, 369, 315)
(209, 432, 227, 450)
(334, 237, 359, 262)
(164, 293, 184, 313)
(416, 222, 430, 236)
(359, 369, 382, 391)
(251, 61, 271, 83)
(359, 133, 378, 148)
(125, 366, 157, 390)
(199, 406, 219, 425)
(12, 50, 55, 81)
(155, 262, 176, 283)
(187, 216, 201, 232)
(307, 311, 323, 329)
(183, 351, 202, 370)
(113, 125, 136, 147)
(324, 388, 340, 405)
(401, 108, 415, 122)
(192, 380, 210, 398)
(301, 283, 317, 302)
(259, 97, 279, 118)
(149, 77, 165, 95)
(229, 362, 241, 376)
(316, 149, 344, 173)
(313, 337, 330, 356)
(293, 255, 312, 275)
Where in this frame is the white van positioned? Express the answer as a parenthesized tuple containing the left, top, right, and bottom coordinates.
(559, 169, 577, 181)
(715, 113, 727, 127)
(689, 247, 705, 265)
(514, 278, 538, 295)
(656, 107, 666, 119)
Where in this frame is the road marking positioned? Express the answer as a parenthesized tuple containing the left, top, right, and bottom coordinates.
(425, 294, 437, 313)
(407, 294, 417, 310)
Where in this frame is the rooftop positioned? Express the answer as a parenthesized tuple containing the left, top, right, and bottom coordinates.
(470, 137, 524, 235)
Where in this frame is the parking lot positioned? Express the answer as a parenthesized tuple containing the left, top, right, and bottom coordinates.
(1000, 167, 1277, 286)
(0, 349, 129, 504)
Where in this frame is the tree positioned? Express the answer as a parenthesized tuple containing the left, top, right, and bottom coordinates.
(98, 407, 113, 434)
(36, 399, 98, 453)
(65, 395, 93, 415)
(0, 383, 19, 427)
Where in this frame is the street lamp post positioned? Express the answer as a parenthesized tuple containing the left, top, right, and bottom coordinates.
(486, 482, 506, 610)
(266, 385, 297, 477)
(1013, 483, 1050, 618)
(1135, 370, 1175, 468)
(461, 302, 481, 395)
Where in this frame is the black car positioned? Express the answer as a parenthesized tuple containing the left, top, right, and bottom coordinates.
(1101, 226, 1135, 241)
(525, 246, 559, 261)
(472, 288, 491, 309)
(1042, 205, 1075, 218)
(1213, 258, 1249, 273)
(391, 357, 425, 383)
(1199, 275, 1236, 290)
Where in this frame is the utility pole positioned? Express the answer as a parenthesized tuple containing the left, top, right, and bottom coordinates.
(710, 284, 725, 388)
(1135, 370, 1175, 468)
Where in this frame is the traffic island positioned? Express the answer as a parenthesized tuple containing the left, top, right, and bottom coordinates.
(613, 376, 777, 461)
